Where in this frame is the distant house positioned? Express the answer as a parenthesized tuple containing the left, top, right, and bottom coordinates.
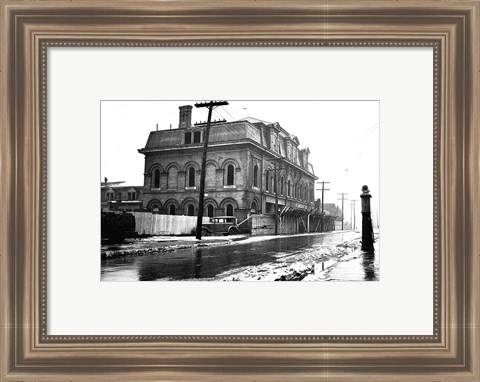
(137, 105, 318, 222)
(323, 203, 342, 218)
(101, 181, 143, 212)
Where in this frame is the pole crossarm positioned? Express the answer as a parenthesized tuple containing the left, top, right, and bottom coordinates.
(194, 101, 229, 108)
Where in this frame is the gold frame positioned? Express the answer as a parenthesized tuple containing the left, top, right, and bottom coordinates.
(1, 1, 479, 380)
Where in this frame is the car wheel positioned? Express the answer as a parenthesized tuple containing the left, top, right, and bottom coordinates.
(201, 228, 210, 236)
(228, 227, 238, 236)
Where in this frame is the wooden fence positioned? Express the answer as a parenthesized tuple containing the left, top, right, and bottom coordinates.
(133, 213, 209, 236)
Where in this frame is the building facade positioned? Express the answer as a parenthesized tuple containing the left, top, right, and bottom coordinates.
(138, 105, 318, 222)
(101, 181, 144, 212)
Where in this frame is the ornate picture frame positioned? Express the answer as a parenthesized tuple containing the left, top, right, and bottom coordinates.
(1, 1, 478, 380)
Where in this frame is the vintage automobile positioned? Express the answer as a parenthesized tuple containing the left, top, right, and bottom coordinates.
(200, 216, 240, 236)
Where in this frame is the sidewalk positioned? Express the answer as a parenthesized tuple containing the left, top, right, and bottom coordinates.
(304, 239, 379, 281)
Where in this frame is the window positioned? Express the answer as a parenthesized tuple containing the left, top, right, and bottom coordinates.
(185, 132, 192, 144)
(280, 176, 284, 195)
(107, 192, 114, 201)
(151, 203, 160, 213)
(226, 164, 235, 186)
(225, 203, 234, 216)
(288, 180, 291, 197)
(193, 131, 201, 143)
(206, 204, 214, 218)
(188, 167, 195, 187)
(266, 171, 270, 192)
(153, 169, 160, 188)
(127, 191, 136, 200)
(169, 204, 176, 215)
(251, 201, 258, 214)
(187, 204, 195, 216)
(253, 165, 259, 188)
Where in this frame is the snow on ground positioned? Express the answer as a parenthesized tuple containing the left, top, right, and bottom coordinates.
(218, 238, 363, 281)
(101, 231, 357, 259)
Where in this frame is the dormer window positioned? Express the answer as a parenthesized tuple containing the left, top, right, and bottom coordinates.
(193, 131, 201, 143)
(185, 130, 202, 144)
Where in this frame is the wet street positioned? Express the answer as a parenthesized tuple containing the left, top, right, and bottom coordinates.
(101, 231, 361, 281)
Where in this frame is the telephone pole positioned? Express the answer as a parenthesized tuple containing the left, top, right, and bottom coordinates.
(315, 181, 330, 232)
(195, 101, 229, 240)
(337, 193, 348, 230)
(267, 157, 284, 235)
(351, 199, 358, 230)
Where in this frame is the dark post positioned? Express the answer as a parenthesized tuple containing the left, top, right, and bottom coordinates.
(360, 185, 375, 252)
(195, 101, 229, 240)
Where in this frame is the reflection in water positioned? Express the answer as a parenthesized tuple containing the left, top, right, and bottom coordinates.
(102, 232, 360, 281)
(362, 252, 377, 281)
(195, 248, 202, 279)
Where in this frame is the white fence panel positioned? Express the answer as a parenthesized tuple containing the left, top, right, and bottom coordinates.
(133, 213, 209, 236)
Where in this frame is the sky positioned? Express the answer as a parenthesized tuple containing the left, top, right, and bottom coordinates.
(101, 100, 379, 226)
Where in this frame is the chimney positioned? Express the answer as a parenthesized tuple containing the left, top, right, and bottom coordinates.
(301, 147, 310, 169)
(178, 105, 192, 129)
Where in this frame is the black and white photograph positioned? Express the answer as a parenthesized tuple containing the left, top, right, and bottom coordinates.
(101, 100, 379, 281)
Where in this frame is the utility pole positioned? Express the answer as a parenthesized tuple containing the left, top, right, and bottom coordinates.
(337, 193, 348, 230)
(351, 199, 358, 230)
(315, 181, 330, 232)
(267, 157, 284, 235)
(194, 101, 229, 240)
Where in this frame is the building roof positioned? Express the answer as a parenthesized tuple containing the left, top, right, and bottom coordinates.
(139, 115, 316, 178)
(143, 121, 261, 150)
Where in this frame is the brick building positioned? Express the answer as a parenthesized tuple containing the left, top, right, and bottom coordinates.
(101, 180, 143, 212)
(138, 105, 317, 222)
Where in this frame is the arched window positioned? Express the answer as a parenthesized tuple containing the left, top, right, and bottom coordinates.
(288, 180, 291, 197)
(206, 204, 214, 218)
(226, 164, 235, 186)
(225, 203, 234, 216)
(251, 201, 258, 214)
(253, 165, 259, 188)
(153, 169, 160, 188)
(188, 167, 195, 187)
(150, 203, 160, 213)
(280, 176, 284, 195)
(169, 204, 176, 215)
(106, 190, 115, 201)
(187, 204, 195, 216)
